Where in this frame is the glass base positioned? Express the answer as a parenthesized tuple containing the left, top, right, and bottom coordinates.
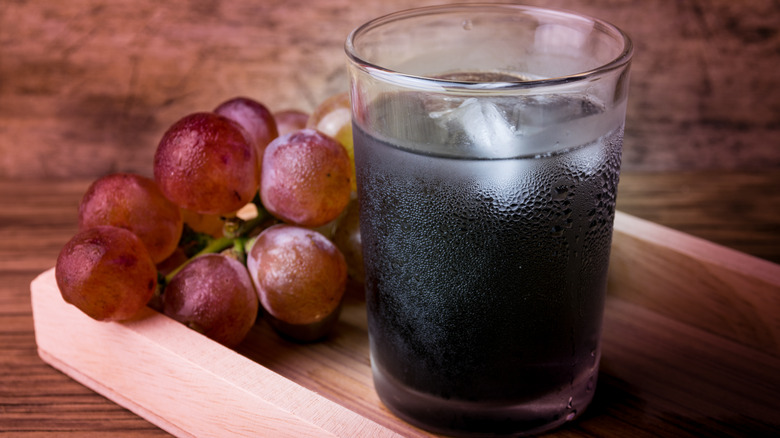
(372, 361, 598, 437)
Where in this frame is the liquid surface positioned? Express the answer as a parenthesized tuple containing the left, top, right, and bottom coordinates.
(354, 90, 623, 435)
(361, 87, 623, 159)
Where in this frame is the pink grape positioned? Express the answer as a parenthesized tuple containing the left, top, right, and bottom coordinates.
(179, 208, 226, 238)
(260, 129, 351, 227)
(305, 92, 350, 138)
(247, 224, 347, 341)
(78, 173, 183, 264)
(163, 253, 259, 347)
(214, 96, 279, 166)
(306, 92, 356, 192)
(55, 225, 157, 321)
(274, 109, 309, 136)
(153, 112, 260, 215)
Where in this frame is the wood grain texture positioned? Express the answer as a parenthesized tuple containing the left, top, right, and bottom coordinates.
(27, 211, 780, 437)
(615, 170, 780, 264)
(610, 211, 780, 356)
(0, 173, 777, 436)
(2, 0, 780, 433)
(32, 269, 405, 438)
(1, 0, 779, 179)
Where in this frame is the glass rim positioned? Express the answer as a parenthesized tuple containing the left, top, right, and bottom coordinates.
(345, 3, 634, 92)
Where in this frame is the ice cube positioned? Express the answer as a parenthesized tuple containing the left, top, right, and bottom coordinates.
(429, 97, 519, 158)
(513, 95, 603, 128)
(422, 93, 607, 158)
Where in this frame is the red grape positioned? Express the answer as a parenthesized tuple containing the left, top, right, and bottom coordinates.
(78, 173, 183, 264)
(306, 92, 356, 192)
(260, 129, 351, 227)
(214, 97, 278, 165)
(163, 253, 259, 347)
(274, 109, 309, 137)
(180, 208, 226, 238)
(153, 112, 260, 215)
(306, 92, 350, 138)
(55, 225, 157, 321)
(247, 224, 347, 341)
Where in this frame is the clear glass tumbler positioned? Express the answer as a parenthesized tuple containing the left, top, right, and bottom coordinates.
(346, 4, 632, 436)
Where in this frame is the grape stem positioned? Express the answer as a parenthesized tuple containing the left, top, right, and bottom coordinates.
(161, 197, 274, 286)
(163, 236, 234, 284)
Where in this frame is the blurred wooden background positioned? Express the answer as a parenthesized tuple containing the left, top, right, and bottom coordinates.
(1, 0, 779, 180)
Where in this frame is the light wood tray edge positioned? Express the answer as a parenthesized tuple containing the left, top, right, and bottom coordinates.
(31, 269, 404, 438)
(30, 211, 780, 437)
(610, 211, 780, 355)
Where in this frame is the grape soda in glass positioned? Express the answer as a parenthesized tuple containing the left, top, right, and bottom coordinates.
(345, 5, 632, 436)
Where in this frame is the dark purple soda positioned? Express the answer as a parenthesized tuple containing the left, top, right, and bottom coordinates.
(354, 91, 623, 436)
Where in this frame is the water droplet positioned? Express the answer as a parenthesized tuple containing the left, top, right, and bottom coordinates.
(565, 396, 577, 420)
(462, 19, 473, 30)
(553, 184, 569, 200)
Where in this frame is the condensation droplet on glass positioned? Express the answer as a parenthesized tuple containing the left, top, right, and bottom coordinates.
(565, 396, 577, 420)
(462, 19, 473, 30)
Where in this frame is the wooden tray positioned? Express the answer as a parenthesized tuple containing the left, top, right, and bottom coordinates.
(31, 211, 780, 437)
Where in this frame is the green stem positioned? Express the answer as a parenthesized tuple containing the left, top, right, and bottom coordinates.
(164, 236, 235, 284)
(233, 237, 247, 255)
(162, 199, 273, 286)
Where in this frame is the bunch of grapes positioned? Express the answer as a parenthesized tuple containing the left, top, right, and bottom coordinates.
(55, 93, 363, 346)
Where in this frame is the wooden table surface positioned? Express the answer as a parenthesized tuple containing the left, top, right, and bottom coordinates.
(2, 0, 779, 436)
(2, 172, 778, 437)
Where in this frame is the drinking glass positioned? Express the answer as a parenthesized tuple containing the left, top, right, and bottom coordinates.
(345, 4, 632, 436)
